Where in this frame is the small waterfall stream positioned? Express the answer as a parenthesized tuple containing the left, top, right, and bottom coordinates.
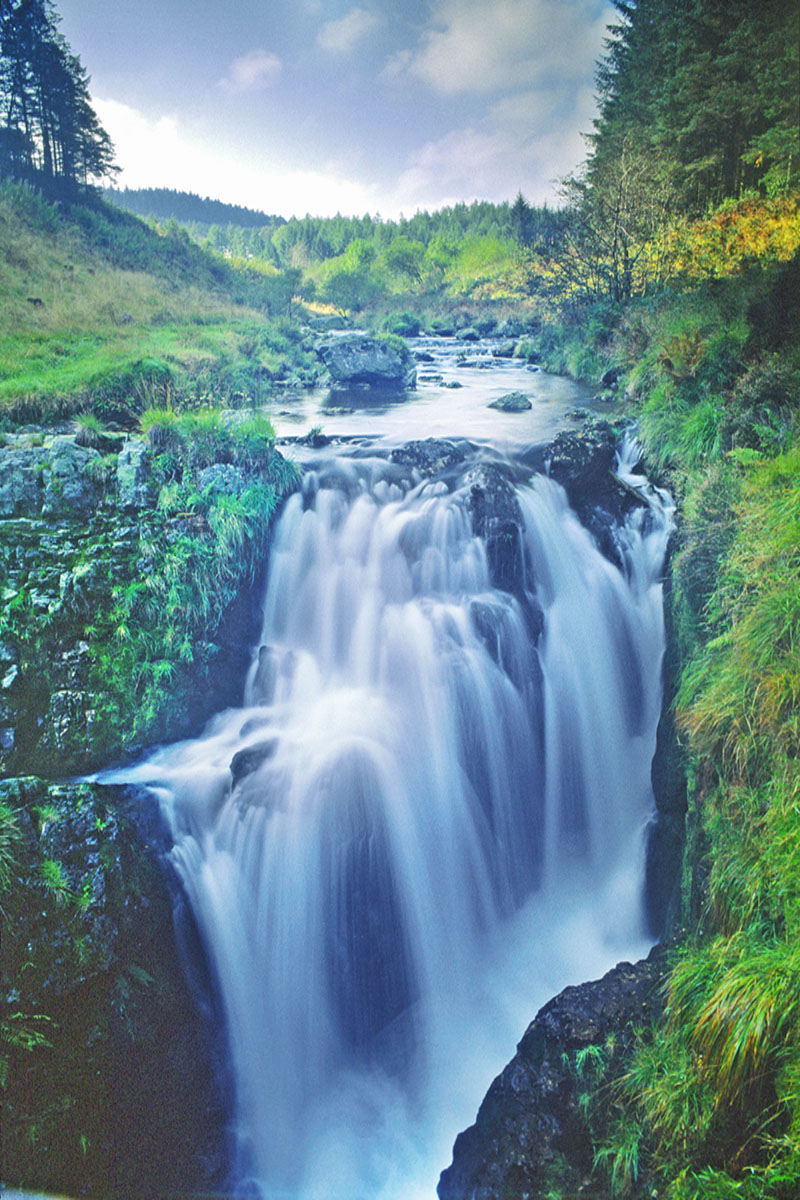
(118, 434, 673, 1199)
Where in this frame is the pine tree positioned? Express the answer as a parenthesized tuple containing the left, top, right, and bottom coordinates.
(0, 0, 117, 193)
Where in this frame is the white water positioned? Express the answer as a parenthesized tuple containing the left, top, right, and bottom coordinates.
(112, 436, 672, 1200)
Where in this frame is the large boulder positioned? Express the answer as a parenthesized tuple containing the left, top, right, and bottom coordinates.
(438, 950, 669, 1200)
(0, 445, 48, 517)
(488, 391, 532, 412)
(317, 334, 416, 388)
(545, 418, 648, 566)
(390, 438, 466, 477)
(42, 436, 103, 516)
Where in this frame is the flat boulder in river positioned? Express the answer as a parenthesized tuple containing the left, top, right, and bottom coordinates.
(488, 391, 532, 412)
(316, 333, 416, 388)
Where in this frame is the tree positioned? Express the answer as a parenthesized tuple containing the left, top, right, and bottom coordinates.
(0, 0, 117, 194)
(319, 266, 378, 315)
(382, 236, 425, 285)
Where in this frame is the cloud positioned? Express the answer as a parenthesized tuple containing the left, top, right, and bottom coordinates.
(220, 48, 282, 93)
(390, 0, 612, 96)
(93, 97, 381, 218)
(392, 80, 599, 211)
(317, 8, 378, 54)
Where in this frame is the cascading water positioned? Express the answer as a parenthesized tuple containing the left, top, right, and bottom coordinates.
(118, 438, 672, 1199)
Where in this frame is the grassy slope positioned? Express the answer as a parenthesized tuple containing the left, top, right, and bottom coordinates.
(0, 183, 318, 424)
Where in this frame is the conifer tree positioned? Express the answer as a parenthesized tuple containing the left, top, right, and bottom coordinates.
(0, 0, 116, 193)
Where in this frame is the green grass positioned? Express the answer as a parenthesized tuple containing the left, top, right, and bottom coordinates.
(0, 182, 318, 424)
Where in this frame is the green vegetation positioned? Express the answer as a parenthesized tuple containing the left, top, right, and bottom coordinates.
(87, 410, 299, 751)
(511, 2, 800, 1196)
(0, 180, 320, 422)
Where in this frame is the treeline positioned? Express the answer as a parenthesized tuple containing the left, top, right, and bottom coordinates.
(0, 0, 116, 194)
(105, 186, 286, 233)
(555, 0, 800, 303)
(107, 190, 567, 267)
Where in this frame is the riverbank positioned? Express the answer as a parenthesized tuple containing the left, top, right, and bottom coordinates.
(437, 239, 800, 1197)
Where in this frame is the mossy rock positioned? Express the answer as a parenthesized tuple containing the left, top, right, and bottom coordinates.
(488, 391, 532, 412)
(0, 776, 229, 1196)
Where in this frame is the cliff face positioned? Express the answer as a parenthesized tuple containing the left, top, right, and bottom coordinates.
(1, 776, 231, 1195)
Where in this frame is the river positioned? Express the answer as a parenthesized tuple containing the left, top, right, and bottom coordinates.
(108, 333, 671, 1199)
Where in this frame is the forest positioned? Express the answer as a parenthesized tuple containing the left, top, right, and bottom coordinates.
(1, 0, 800, 1197)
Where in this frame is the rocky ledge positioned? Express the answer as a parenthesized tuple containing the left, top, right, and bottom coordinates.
(1, 776, 230, 1197)
(438, 948, 669, 1199)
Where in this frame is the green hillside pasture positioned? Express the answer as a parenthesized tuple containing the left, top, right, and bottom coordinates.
(0, 185, 315, 423)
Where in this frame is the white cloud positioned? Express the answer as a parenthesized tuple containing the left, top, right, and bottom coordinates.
(93, 97, 382, 218)
(393, 80, 600, 211)
(390, 0, 612, 96)
(317, 7, 378, 54)
(220, 48, 282, 93)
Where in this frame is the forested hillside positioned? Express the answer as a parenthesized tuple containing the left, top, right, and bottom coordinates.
(105, 186, 286, 235)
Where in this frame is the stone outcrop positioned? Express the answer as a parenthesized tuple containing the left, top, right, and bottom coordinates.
(438, 949, 669, 1200)
(465, 461, 528, 597)
(389, 438, 467, 477)
(546, 418, 649, 567)
(316, 333, 416, 388)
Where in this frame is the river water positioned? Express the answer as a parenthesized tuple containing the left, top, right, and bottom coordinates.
(109, 335, 671, 1199)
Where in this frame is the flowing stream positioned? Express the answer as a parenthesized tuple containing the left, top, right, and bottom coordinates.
(111, 341, 672, 1199)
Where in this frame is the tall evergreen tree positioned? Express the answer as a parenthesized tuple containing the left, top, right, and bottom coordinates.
(0, 0, 116, 192)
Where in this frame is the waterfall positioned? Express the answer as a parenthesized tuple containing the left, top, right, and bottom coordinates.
(121, 445, 672, 1199)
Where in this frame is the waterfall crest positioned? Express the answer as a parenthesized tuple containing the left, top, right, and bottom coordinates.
(121, 446, 672, 1199)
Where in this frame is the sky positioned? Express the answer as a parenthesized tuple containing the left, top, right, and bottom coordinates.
(56, 0, 616, 221)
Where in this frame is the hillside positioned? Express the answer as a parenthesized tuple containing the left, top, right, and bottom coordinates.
(104, 185, 285, 232)
(0, 183, 319, 425)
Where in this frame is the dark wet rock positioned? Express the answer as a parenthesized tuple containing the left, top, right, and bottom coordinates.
(465, 462, 526, 596)
(419, 372, 444, 382)
(317, 333, 416, 388)
(442, 381, 463, 389)
(0, 776, 230, 1197)
(390, 439, 466, 477)
(488, 391, 532, 412)
(230, 738, 279, 785)
(460, 326, 480, 342)
(415, 351, 435, 363)
(546, 419, 647, 565)
(298, 427, 332, 447)
(601, 366, 623, 388)
(438, 949, 669, 1200)
(546, 419, 619, 496)
(492, 341, 517, 358)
